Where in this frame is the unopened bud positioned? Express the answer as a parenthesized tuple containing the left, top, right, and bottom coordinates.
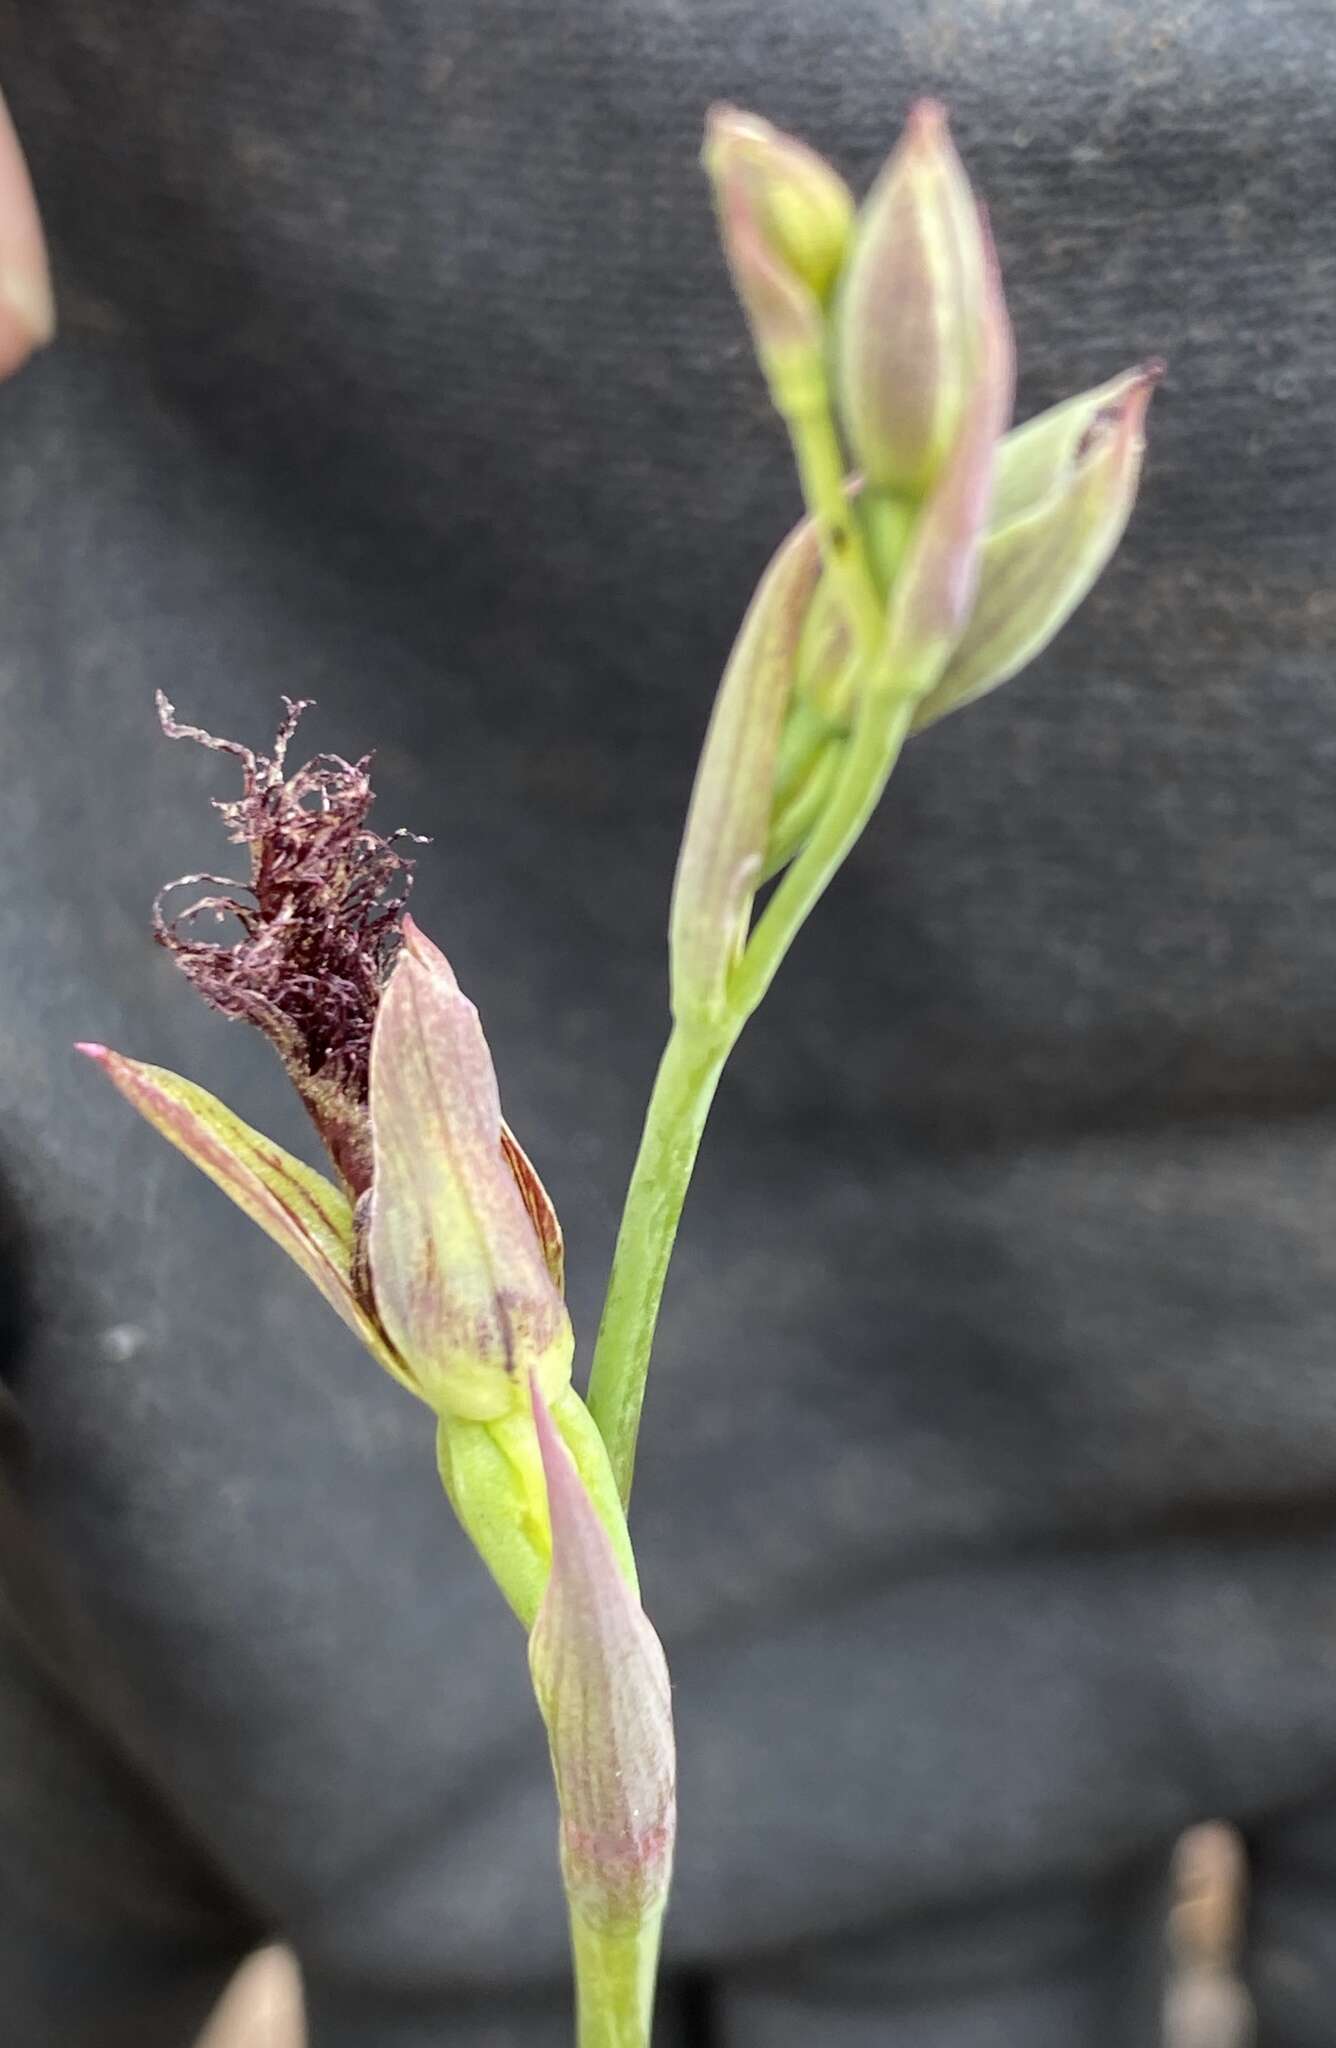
(367, 918, 573, 1420)
(836, 101, 995, 497)
(704, 104, 854, 412)
(529, 1379, 675, 1932)
(670, 518, 824, 1025)
(912, 362, 1161, 729)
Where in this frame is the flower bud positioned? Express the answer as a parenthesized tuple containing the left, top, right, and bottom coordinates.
(670, 517, 824, 1025)
(835, 101, 995, 496)
(366, 918, 573, 1421)
(528, 1379, 675, 1933)
(911, 362, 1161, 729)
(704, 104, 854, 412)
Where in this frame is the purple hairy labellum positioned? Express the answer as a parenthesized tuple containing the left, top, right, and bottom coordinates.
(153, 693, 423, 1198)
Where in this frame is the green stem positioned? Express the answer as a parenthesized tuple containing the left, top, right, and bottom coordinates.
(570, 1909, 664, 2048)
(731, 672, 914, 1022)
(586, 1021, 732, 1506)
(587, 395, 903, 1509)
(783, 403, 884, 652)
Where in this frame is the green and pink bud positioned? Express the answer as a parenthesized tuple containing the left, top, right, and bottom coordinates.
(669, 516, 825, 1024)
(912, 361, 1163, 728)
(528, 1379, 675, 1936)
(703, 104, 854, 414)
(835, 100, 1001, 501)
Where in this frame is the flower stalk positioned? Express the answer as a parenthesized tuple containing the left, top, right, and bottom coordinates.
(589, 98, 1158, 1508)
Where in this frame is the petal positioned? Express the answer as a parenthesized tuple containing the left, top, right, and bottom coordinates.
(78, 1045, 418, 1394)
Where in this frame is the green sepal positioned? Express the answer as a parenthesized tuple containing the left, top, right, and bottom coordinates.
(437, 1410, 551, 1628)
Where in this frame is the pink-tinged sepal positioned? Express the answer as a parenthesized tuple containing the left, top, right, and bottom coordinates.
(528, 1378, 676, 1931)
(77, 1044, 419, 1396)
(366, 918, 573, 1421)
(912, 362, 1161, 729)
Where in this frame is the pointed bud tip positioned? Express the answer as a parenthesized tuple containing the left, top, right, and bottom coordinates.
(906, 97, 950, 144)
(1130, 356, 1165, 412)
(1125, 356, 1166, 410)
(1121, 359, 1163, 436)
(702, 101, 750, 156)
(1074, 358, 1164, 463)
(530, 1367, 558, 1453)
(75, 1041, 110, 1063)
(399, 912, 460, 989)
(701, 104, 776, 190)
(530, 1373, 581, 1544)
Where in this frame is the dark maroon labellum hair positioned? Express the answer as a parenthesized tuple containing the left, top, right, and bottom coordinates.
(153, 693, 425, 1196)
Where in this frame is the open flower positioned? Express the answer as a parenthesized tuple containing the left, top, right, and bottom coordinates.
(82, 703, 570, 1421)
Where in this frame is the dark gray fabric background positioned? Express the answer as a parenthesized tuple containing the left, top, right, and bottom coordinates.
(0, 1, 1334, 2042)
